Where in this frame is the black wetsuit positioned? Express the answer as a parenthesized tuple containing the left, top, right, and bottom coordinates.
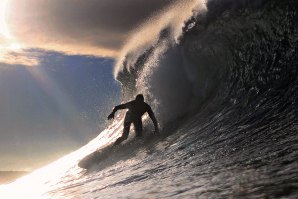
(110, 99, 158, 145)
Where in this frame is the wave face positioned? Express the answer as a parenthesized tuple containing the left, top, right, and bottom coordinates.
(115, 0, 297, 125)
(1, 0, 297, 198)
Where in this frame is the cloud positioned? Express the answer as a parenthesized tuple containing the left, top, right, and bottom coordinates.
(0, 34, 40, 67)
(0, 50, 40, 67)
(7, 0, 180, 57)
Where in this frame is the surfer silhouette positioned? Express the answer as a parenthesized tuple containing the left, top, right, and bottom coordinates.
(108, 94, 159, 145)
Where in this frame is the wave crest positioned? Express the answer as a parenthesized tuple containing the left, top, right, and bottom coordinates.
(114, 0, 298, 125)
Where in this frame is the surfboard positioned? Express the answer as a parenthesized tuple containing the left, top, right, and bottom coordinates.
(78, 134, 160, 169)
(78, 145, 115, 169)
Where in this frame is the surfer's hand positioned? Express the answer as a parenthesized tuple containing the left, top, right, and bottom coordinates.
(108, 112, 115, 120)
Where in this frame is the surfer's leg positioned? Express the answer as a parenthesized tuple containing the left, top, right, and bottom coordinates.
(114, 121, 131, 146)
(133, 119, 143, 137)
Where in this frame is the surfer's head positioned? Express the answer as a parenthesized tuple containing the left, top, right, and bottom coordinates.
(135, 94, 144, 102)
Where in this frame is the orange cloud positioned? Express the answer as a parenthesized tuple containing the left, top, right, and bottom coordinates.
(6, 0, 180, 58)
(0, 50, 40, 67)
(0, 33, 39, 67)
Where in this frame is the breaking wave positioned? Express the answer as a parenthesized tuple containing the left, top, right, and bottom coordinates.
(1, 0, 297, 198)
(115, 0, 297, 126)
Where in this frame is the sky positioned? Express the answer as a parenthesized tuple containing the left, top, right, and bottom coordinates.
(0, 0, 180, 171)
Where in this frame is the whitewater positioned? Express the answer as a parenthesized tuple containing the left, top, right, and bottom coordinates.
(1, 0, 298, 198)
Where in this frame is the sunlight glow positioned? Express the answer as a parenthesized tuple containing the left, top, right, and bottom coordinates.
(0, 118, 123, 199)
(0, 0, 12, 39)
(0, 0, 23, 59)
(0, 52, 122, 197)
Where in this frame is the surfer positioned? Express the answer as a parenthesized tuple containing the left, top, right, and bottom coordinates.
(108, 94, 159, 145)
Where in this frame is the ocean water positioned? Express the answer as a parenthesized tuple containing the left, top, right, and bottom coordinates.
(1, 0, 297, 198)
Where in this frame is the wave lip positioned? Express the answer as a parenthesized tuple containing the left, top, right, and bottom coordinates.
(115, 0, 208, 123)
(115, 0, 298, 125)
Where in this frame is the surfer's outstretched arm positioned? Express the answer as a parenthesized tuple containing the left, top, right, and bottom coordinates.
(147, 107, 159, 134)
(108, 103, 129, 120)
